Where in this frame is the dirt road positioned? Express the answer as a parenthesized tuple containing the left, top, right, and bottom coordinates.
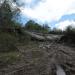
(0, 41, 75, 75)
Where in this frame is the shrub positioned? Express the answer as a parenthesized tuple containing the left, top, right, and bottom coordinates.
(60, 26, 75, 43)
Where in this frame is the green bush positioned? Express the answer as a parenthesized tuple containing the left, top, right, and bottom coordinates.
(60, 26, 75, 43)
(0, 33, 18, 52)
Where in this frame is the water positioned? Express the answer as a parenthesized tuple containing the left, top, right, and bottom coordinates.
(56, 65, 66, 75)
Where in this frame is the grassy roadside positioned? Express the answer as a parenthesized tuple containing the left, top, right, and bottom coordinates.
(0, 32, 21, 69)
(0, 51, 21, 69)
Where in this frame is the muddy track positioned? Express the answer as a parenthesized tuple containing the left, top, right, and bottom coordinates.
(0, 41, 75, 75)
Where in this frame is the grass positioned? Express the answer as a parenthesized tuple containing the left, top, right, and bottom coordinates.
(0, 32, 18, 52)
(0, 51, 21, 68)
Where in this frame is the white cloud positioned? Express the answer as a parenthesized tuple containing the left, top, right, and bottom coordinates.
(25, 0, 32, 4)
(19, 0, 75, 29)
(55, 20, 75, 30)
(18, 0, 32, 4)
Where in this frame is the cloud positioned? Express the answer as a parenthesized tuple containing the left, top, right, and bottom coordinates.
(17, 0, 42, 8)
(25, 0, 32, 4)
(18, 0, 75, 29)
(55, 20, 75, 30)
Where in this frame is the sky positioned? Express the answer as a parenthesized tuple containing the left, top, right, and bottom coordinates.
(16, 0, 75, 30)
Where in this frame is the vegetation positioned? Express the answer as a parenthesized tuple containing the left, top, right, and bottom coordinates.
(25, 20, 49, 33)
(0, 0, 19, 29)
(49, 28, 63, 34)
(0, 0, 19, 51)
(0, 52, 21, 68)
(0, 32, 18, 52)
(59, 25, 75, 44)
(0, 0, 22, 67)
